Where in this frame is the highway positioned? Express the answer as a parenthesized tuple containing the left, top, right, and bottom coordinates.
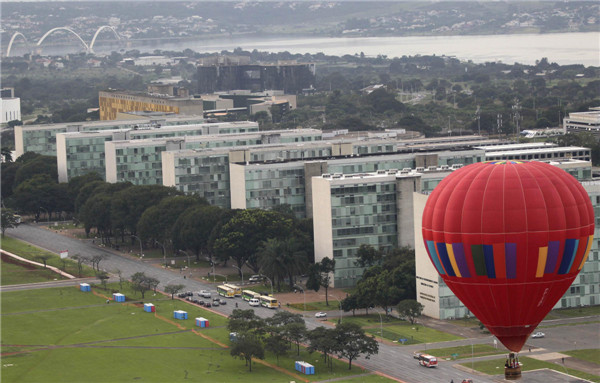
(5, 223, 597, 383)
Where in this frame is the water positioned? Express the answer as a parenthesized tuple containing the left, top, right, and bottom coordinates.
(19, 32, 600, 67)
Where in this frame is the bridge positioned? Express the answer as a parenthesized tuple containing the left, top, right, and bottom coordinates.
(5, 26, 122, 57)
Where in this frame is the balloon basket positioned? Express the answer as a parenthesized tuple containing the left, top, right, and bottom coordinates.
(504, 353, 521, 380)
(504, 366, 521, 380)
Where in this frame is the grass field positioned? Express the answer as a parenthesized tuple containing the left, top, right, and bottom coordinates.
(418, 344, 504, 360)
(1, 258, 68, 285)
(460, 356, 600, 382)
(364, 322, 462, 345)
(328, 314, 405, 327)
(1, 284, 395, 383)
(1, 236, 95, 278)
(564, 349, 600, 365)
(289, 300, 341, 311)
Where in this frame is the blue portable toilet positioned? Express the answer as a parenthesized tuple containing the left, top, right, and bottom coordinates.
(174, 310, 188, 320)
(80, 283, 91, 292)
(113, 293, 125, 302)
(196, 317, 209, 328)
(144, 303, 155, 313)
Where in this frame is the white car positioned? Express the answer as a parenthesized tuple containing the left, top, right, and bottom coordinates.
(198, 290, 211, 298)
(315, 312, 327, 318)
(531, 331, 545, 338)
(248, 298, 260, 307)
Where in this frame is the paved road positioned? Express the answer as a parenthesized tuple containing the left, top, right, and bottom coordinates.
(5, 223, 597, 383)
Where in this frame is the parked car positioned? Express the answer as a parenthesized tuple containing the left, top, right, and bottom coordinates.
(248, 275, 263, 282)
(315, 312, 327, 318)
(205, 302, 211, 308)
(249, 298, 260, 307)
(531, 332, 545, 338)
(198, 290, 211, 298)
(462, 379, 474, 383)
(212, 298, 222, 306)
(198, 300, 205, 306)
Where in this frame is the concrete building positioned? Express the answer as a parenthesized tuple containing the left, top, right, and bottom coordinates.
(1, 88, 21, 125)
(14, 115, 207, 158)
(99, 90, 204, 120)
(563, 107, 600, 136)
(197, 62, 315, 94)
(56, 121, 259, 182)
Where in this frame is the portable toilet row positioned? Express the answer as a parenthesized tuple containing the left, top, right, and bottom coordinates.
(144, 303, 155, 313)
(196, 317, 209, 328)
(295, 361, 315, 375)
(174, 310, 188, 320)
(79, 283, 91, 292)
(113, 293, 125, 302)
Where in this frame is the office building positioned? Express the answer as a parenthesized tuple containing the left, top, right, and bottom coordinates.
(563, 107, 600, 136)
(1, 88, 21, 125)
(14, 115, 207, 158)
(99, 90, 204, 120)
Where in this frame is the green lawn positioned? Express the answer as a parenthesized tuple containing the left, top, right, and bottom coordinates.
(289, 300, 341, 311)
(419, 344, 504, 360)
(365, 323, 462, 345)
(1, 284, 388, 382)
(564, 349, 600, 365)
(1, 258, 68, 285)
(327, 314, 404, 328)
(461, 356, 600, 382)
(1, 236, 95, 277)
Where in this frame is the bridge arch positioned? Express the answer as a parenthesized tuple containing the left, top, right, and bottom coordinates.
(89, 26, 121, 53)
(37, 27, 89, 52)
(7, 32, 30, 57)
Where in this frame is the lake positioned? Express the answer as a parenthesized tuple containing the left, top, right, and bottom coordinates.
(25, 32, 600, 67)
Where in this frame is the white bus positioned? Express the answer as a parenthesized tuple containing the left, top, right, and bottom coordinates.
(216, 285, 235, 298)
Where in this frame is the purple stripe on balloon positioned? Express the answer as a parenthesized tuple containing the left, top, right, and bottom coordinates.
(505, 243, 517, 279)
(452, 243, 471, 278)
(544, 241, 560, 274)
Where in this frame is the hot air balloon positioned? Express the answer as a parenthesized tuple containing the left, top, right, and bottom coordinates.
(422, 160, 594, 353)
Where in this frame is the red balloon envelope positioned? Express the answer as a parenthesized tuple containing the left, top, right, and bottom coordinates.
(422, 161, 594, 352)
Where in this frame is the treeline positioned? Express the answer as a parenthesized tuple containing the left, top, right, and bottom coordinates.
(227, 309, 378, 371)
(1, 153, 314, 288)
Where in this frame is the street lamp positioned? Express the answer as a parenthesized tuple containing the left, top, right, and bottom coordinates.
(39, 206, 50, 226)
(294, 284, 306, 316)
(155, 240, 167, 267)
(178, 249, 191, 269)
(322, 293, 343, 324)
(263, 276, 274, 296)
(375, 309, 384, 339)
(131, 235, 143, 259)
(231, 264, 244, 286)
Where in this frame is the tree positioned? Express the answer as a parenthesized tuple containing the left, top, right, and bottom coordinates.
(230, 333, 265, 372)
(307, 326, 338, 371)
(130, 272, 153, 299)
(228, 309, 266, 335)
(334, 322, 379, 370)
(308, 257, 335, 306)
(264, 334, 288, 365)
(34, 254, 52, 268)
(341, 294, 359, 316)
(354, 244, 382, 268)
(72, 254, 88, 277)
(396, 299, 424, 325)
(164, 284, 186, 299)
(90, 254, 107, 272)
(96, 270, 109, 289)
(1, 147, 13, 163)
(172, 204, 223, 262)
(285, 322, 306, 356)
(1, 208, 20, 236)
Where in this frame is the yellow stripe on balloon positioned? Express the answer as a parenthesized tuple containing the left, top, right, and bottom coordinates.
(446, 243, 462, 278)
(536, 246, 548, 278)
(578, 235, 594, 271)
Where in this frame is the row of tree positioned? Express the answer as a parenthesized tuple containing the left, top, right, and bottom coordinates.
(227, 309, 378, 371)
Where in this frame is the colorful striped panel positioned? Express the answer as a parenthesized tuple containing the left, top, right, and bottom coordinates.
(493, 243, 506, 279)
(570, 236, 589, 274)
(445, 243, 462, 277)
(451, 243, 471, 278)
(426, 240, 445, 275)
(505, 243, 517, 279)
(436, 242, 456, 277)
(578, 235, 594, 271)
(558, 239, 578, 274)
(471, 245, 487, 277)
(544, 241, 560, 274)
(536, 246, 548, 278)
(482, 245, 496, 279)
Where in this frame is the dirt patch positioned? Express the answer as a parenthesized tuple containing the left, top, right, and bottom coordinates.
(1, 253, 38, 270)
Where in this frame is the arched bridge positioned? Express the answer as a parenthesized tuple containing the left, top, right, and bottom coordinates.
(5, 26, 122, 56)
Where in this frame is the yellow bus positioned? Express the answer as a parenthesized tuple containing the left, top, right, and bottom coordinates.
(223, 283, 242, 297)
(217, 285, 235, 298)
(242, 290, 261, 302)
(260, 295, 278, 309)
